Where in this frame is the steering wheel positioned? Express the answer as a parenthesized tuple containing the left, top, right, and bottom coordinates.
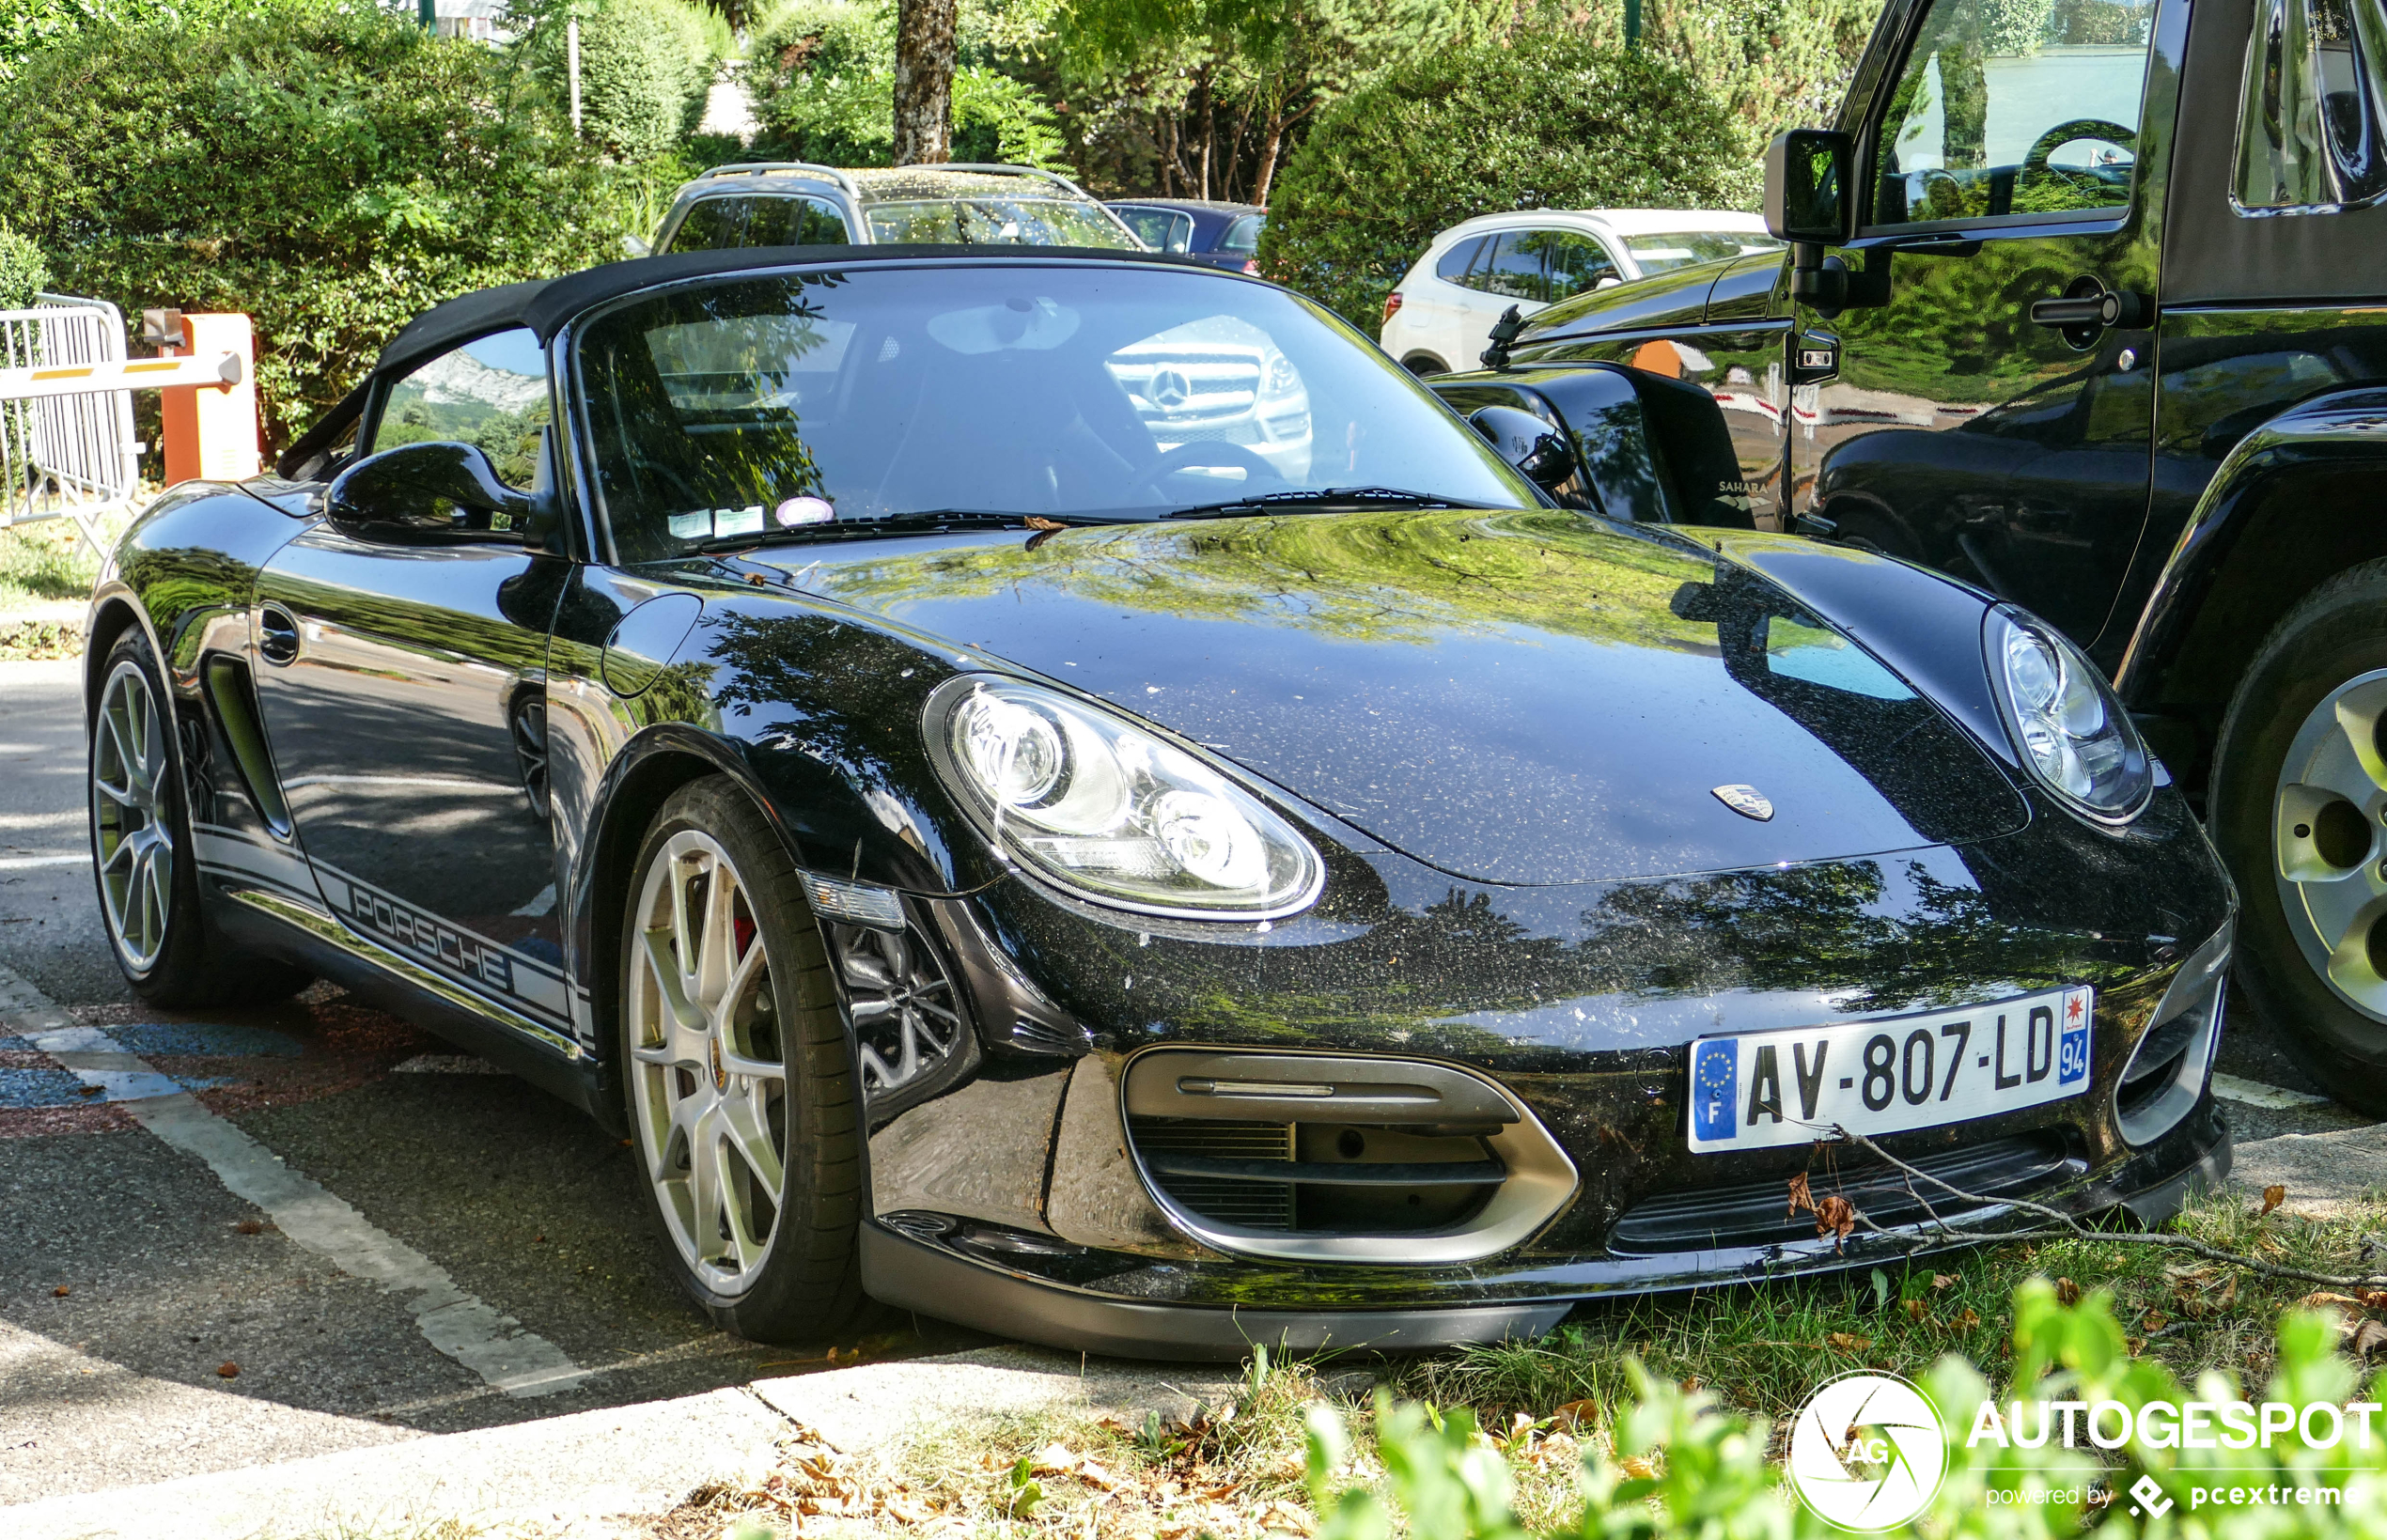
(1125, 441, 1284, 500)
(2022, 118, 2135, 179)
(629, 451, 707, 518)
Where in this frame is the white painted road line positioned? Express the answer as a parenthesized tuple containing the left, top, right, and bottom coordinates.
(2211, 1072, 2338, 1111)
(0, 962, 586, 1399)
(0, 852, 88, 870)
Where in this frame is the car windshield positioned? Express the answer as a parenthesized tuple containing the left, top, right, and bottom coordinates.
(862, 195, 1136, 247)
(574, 262, 1537, 561)
(1619, 230, 1786, 273)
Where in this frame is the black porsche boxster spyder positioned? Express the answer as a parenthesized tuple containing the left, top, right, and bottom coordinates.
(85, 247, 2234, 1358)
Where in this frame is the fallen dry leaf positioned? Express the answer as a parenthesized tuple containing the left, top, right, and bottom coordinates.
(1904, 1299, 1927, 1323)
(1931, 1273, 1957, 1292)
(2352, 1321, 2387, 1360)
(1549, 1397, 1599, 1431)
(2303, 1292, 2364, 1309)
(1256, 1500, 1316, 1535)
(51, 1285, 67, 1298)
(2144, 1308, 2170, 1331)
(216, 1361, 239, 1378)
(1787, 1172, 1815, 1218)
(2127, 1336, 2146, 1356)
(1828, 1331, 1873, 1352)
(2262, 1185, 2287, 1217)
(234, 1219, 263, 1236)
(1619, 1455, 1657, 1479)
(1816, 1194, 1856, 1248)
(2056, 1277, 2081, 1306)
(1952, 1307, 1982, 1330)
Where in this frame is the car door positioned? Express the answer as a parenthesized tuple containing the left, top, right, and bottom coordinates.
(250, 327, 578, 1044)
(1786, 0, 2169, 647)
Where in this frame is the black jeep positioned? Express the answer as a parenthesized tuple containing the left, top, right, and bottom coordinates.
(1430, 0, 2387, 1110)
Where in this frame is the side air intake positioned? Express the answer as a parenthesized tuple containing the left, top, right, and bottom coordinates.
(1120, 1050, 1577, 1265)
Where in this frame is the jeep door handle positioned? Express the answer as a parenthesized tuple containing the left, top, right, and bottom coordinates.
(2029, 287, 2151, 330)
(258, 604, 300, 665)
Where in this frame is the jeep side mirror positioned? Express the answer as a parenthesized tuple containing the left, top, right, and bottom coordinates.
(1765, 129, 1854, 244)
(326, 440, 549, 543)
(1469, 405, 1578, 490)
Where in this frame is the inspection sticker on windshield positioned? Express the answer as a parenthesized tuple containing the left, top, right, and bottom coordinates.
(1686, 986, 2092, 1153)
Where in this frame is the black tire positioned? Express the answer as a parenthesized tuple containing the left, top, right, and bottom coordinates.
(87, 629, 311, 1007)
(2212, 558, 2387, 1114)
(617, 775, 868, 1342)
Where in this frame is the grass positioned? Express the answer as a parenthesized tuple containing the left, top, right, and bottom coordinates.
(0, 516, 110, 610)
(1396, 1187, 2387, 1444)
(677, 1190, 2387, 1539)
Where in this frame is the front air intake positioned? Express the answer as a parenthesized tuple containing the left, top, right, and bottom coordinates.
(1120, 1050, 1577, 1265)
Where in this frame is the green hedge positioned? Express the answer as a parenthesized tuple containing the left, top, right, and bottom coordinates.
(0, 8, 625, 450)
(529, 0, 720, 163)
(0, 225, 47, 308)
(1257, 35, 1755, 335)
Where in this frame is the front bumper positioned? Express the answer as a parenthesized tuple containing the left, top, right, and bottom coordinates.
(859, 1096, 2233, 1360)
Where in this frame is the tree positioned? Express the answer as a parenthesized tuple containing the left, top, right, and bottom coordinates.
(893, 0, 957, 162)
(1258, 32, 1755, 331)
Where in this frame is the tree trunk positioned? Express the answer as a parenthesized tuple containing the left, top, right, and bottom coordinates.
(1251, 112, 1285, 208)
(892, 0, 957, 165)
(1195, 64, 1215, 199)
(1250, 99, 1317, 208)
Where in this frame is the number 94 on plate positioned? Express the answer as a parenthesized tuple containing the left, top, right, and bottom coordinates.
(1685, 986, 2093, 1153)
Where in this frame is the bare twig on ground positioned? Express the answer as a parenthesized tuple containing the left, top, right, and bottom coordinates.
(1819, 1126, 2387, 1293)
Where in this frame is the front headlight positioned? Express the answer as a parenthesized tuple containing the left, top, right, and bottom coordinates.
(1985, 605, 2152, 822)
(925, 676, 1325, 920)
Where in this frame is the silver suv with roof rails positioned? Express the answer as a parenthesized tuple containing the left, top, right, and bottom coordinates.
(640, 162, 1146, 256)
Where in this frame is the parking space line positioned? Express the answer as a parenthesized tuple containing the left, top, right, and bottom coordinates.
(0, 853, 88, 870)
(0, 961, 587, 1399)
(2210, 1072, 2337, 1111)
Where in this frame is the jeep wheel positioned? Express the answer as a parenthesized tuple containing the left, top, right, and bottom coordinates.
(620, 776, 868, 1341)
(2213, 558, 2387, 1113)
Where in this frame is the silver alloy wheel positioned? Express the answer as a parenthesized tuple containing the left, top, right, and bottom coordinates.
(627, 830, 788, 1295)
(90, 659, 175, 972)
(2273, 666, 2387, 1021)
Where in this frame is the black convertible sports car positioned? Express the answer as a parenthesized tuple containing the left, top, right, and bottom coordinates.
(86, 246, 2234, 1358)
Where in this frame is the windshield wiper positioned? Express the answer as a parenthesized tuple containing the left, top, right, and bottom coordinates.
(1161, 487, 1463, 521)
(697, 509, 1116, 552)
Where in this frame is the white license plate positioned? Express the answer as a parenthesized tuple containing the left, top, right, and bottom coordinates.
(1686, 986, 2094, 1153)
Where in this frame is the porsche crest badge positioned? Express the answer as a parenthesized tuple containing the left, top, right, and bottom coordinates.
(1711, 784, 1774, 821)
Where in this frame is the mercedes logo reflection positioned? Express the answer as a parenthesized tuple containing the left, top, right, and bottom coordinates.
(1148, 367, 1193, 411)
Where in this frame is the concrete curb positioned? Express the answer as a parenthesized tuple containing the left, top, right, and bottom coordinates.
(2, 1346, 1242, 1539)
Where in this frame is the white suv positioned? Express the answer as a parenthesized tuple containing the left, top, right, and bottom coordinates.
(1378, 210, 1782, 375)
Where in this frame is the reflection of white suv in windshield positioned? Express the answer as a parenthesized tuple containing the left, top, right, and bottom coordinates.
(1106, 319, 1314, 485)
(1379, 210, 1782, 376)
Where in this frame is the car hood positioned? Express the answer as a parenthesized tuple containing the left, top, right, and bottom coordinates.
(759, 507, 2029, 885)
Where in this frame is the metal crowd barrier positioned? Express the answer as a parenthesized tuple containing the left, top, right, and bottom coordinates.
(0, 293, 144, 553)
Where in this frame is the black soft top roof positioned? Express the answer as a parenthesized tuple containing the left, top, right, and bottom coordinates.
(283, 244, 1217, 476)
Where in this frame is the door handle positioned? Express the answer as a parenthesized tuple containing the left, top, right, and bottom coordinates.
(257, 604, 300, 665)
(2029, 279, 2152, 344)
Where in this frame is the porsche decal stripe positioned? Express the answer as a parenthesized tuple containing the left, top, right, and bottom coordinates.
(194, 824, 574, 1034)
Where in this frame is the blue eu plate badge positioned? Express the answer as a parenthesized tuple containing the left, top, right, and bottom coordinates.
(2058, 986, 2091, 1086)
(1691, 1038, 1738, 1143)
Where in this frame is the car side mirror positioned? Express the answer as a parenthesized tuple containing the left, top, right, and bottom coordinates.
(325, 440, 551, 544)
(622, 233, 653, 259)
(1469, 405, 1577, 490)
(1765, 128, 1854, 244)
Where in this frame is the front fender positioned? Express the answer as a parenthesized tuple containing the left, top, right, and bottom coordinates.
(2114, 386, 2387, 703)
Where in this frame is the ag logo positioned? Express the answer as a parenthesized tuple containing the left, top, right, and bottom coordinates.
(1786, 1371, 1946, 1531)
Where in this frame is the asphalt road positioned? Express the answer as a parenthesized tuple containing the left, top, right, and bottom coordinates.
(0, 655, 2367, 1508)
(0, 660, 983, 1507)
